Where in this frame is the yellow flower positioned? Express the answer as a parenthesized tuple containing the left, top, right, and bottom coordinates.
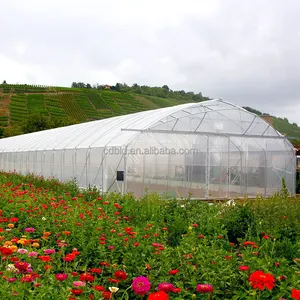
(17, 239, 26, 245)
(7, 223, 14, 229)
(9, 245, 18, 252)
(32, 242, 40, 247)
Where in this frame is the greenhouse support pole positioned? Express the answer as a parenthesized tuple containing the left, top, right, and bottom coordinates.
(227, 137, 231, 198)
(142, 152, 145, 195)
(205, 136, 210, 199)
(263, 148, 267, 197)
(122, 148, 127, 195)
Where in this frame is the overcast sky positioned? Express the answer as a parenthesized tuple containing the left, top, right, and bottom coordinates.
(1, 0, 300, 124)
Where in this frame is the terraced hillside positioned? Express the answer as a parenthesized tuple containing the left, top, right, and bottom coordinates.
(0, 84, 300, 143)
(0, 84, 194, 127)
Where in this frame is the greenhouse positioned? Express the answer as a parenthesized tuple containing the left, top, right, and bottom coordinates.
(0, 99, 296, 198)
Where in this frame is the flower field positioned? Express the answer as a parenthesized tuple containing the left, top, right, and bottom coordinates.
(0, 172, 299, 299)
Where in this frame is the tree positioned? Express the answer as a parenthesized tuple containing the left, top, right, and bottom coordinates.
(22, 114, 51, 134)
(2, 80, 7, 84)
(162, 85, 169, 92)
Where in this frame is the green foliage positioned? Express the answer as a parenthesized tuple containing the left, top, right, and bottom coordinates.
(0, 172, 298, 299)
(221, 203, 257, 244)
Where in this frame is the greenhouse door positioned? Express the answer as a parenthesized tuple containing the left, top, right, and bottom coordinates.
(104, 147, 127, 194)
(228, 138, 246, 198)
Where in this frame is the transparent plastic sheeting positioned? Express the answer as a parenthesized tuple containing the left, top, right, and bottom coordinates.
(0, 99, 296, 198)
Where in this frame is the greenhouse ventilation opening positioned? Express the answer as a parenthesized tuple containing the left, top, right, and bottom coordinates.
(0, 99, 296, 199)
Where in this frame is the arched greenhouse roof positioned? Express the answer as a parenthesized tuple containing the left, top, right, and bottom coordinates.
(0, 99, 288, 152)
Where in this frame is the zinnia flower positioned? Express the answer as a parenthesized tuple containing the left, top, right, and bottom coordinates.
(169, 269, 179, 275)
(114, 270, 127, 280)
(239, 265, 250, 271)
(28, 251, 38, 257)
(249, 270, 275, 291)
(55, 273, 68, 281)
(73, 281, 86, 287)
(291, 289, 300, 300)
(109, 287, 119, 293)
(196, 284, 214, 293)
(17, 249, 28, 254)
(148, 291, 169, 299)
(157, 282, 175, 293)
(132, 276, 151, 296)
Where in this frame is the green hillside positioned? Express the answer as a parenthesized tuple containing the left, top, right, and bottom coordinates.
(0, 84, 299, 144)
(243, 106, 300, 143)
(0, 84, 194, 126)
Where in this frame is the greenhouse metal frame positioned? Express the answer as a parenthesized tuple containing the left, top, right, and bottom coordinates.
(0, 99, 296, 198)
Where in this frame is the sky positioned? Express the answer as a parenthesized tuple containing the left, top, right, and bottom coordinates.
(1, 0, 300, 124)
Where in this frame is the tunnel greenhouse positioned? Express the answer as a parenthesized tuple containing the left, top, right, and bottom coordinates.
(0, 99, 296, 198)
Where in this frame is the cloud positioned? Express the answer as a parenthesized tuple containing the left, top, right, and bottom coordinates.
(0, 0, 300, 124)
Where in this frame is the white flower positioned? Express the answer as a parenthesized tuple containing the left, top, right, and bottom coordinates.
(7, 264, 18, 273)
(109, 287, 119, 293)
(42, 217, 46, 221)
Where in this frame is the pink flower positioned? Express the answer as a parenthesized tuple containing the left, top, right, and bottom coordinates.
(44, 249, 56, 255)
(73, 281, 86, 287)
(24, 228, 35, 233)
(132, 276, 151, 296)
(28, 251, 38, 257)
(7, 277, 17, 282)
(17, 249, 28, 254)
(55, 273, 68, 281)
(196, 284, 214, 293)
(157, 282, 175, 292)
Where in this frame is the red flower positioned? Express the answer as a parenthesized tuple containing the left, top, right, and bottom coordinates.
(243, 241, 256, 246)
(0, 247, 13, 256)
(71, 289, 83, 295)
(169, 269, 179, 275)
(108, 278, 120, 283)
(89, 268, 102, 274)
(102, 291, 111, 299)
(38, 255, 52, 262)
(114, 270, 127, 280)
(291, 289, 300, 300)
(249, 270, 275, 291)
(93, 285, 105, 292)
(196, 284, 214, 293)
(148, 291, 169, 300)
(63, 253, 76, 262)
(80, 273, 94, 282)
(239, 265, 250, 272)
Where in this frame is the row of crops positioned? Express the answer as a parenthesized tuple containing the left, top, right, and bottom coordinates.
(9, 94, 29, 124)
(0, 89, 187, 127)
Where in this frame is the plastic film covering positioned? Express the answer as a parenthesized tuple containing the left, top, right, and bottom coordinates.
(0, 99, 296, 198)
